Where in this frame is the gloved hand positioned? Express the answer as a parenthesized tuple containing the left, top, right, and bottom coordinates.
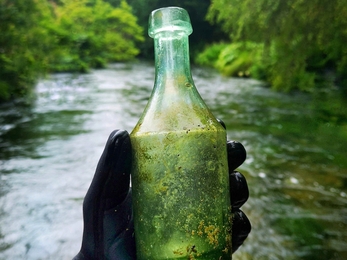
(73, 129, 251, 260)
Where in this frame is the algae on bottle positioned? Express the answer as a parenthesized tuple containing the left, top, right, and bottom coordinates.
(130, 7, 232, 259)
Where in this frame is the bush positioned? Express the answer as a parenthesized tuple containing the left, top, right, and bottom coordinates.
(0, 0, 144, 101)
(195, 43, 228, 67)
(197, 42, 266, 79)
(207, 0, 347, 93)
(47, 0, 144, 72)
(0, 0, 52, 100)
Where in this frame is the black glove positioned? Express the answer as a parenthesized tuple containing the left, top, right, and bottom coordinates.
(73, 129, 251, 260)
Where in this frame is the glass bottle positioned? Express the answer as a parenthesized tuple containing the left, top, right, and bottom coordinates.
(130, 7, 232, 260)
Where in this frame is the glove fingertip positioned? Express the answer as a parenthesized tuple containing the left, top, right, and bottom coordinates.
(95, 130, 132, 209)
(230, 171, 249, 210)
(232, 209, 251, 253)
(107, 130, 130, 152)
(227, 140, 246, 171)
(217, 118, 226, 129)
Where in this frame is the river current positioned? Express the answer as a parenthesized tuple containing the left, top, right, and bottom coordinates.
(0, 61, 346, 259)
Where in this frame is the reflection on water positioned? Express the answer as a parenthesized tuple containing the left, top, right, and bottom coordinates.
(0, 61, 346, 259)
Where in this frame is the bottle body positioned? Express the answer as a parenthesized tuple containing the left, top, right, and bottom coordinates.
(131, 127, 231, 259)
(130, 7, 232, 259)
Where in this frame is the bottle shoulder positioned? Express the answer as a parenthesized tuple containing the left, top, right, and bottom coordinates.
(130, 103, 225, 136)
(131, 77, 223, 135)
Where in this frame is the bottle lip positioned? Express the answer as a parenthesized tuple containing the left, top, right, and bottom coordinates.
(148, 7, 193, 38)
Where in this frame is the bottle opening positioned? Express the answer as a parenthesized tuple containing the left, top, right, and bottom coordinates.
(148, 7, 193, 38)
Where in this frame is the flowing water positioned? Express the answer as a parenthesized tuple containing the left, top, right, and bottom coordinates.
(0, 61, 346, 260)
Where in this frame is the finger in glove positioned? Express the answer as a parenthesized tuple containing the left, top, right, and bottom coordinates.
(79, 130, 132, 259)
(229, 171, 249, 211)
(232, 209, 251, 253)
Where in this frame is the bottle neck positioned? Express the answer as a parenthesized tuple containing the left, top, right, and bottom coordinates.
(153, 32, 192, 84)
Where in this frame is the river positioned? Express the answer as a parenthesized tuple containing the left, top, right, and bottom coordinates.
(0, 61, 346, 260)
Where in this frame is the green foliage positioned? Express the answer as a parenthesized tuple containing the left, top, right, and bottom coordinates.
(0, 0, 53, 100)
(207, 0, 347, 92)
(0, 0, 143, 101)
(197, 42, 266, 79)
(216, 42, 264, 78)
(195, 43, 227, 67)
(114, 0, 228, 59)
(48, 0, 144, 72)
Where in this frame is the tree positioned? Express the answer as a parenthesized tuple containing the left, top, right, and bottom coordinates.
(107, 0, 228, 59)
(48, 0, 144, 72)
(207, 0, 347, 92)
(0, 0, 144, 101)
(0, 0, 53, 100)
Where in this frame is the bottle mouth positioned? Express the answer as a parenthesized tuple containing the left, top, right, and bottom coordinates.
(148, 7, 193, 38)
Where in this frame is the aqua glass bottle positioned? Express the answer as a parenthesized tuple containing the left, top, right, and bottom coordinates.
(130, 7, 232, 260)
